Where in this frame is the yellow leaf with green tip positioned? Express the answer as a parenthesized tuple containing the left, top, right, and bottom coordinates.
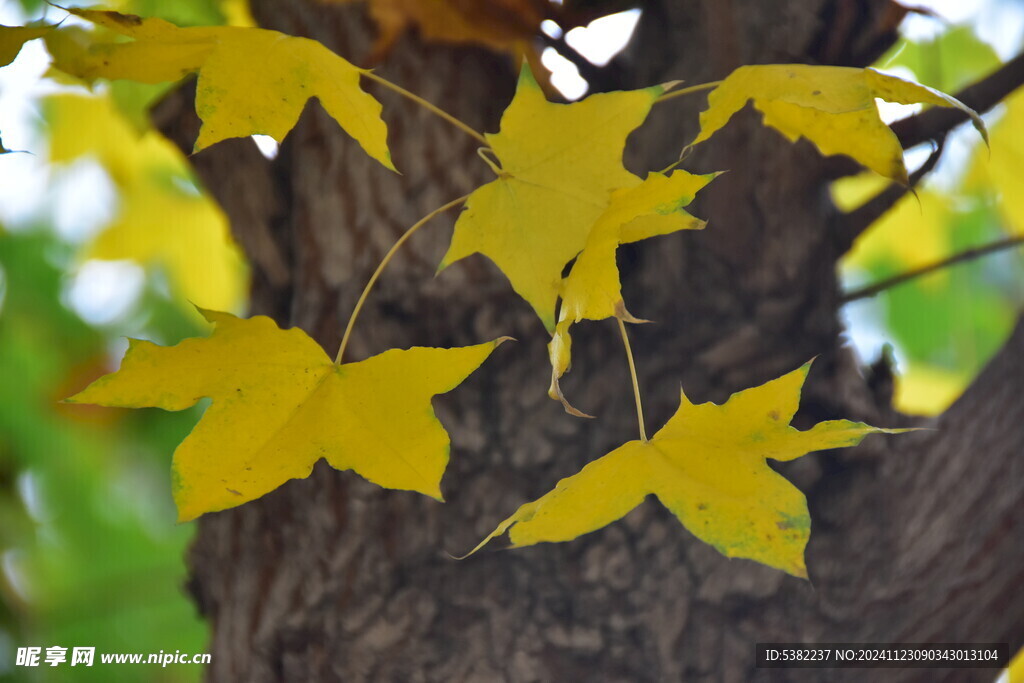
(439, 65, 662, 329)
(473, 363, 909, 577)
(691, 64, 985, 183)
(48, 9, 393, 167)
(548, 170, 714, 415)
(0, 24, 50, 67)
(68, 310, 507, 521)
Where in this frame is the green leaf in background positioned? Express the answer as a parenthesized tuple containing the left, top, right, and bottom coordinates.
(880, 25, 1001, 93)
(836, 177, 1024, 414)
(0, 228, 209, 683)
(833, 24, 1023, 416)
(2, 1, 251, 678)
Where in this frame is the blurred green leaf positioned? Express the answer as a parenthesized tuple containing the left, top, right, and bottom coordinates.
(0, 228, 209, 683)
(881, 25, 1001, 93)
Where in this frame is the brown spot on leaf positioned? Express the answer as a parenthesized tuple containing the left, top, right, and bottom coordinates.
(768, 410, 780, 420)
(106, 11, 144, 26)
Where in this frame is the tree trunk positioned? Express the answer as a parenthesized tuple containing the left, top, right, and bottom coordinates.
(159, 1, 1024, 680)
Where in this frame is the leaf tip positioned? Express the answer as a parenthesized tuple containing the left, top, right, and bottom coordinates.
(659, 79, 684, 94)
(615, 301, 650, 325)
(549, 371, 595, 419)
(517, 60, 540, 90)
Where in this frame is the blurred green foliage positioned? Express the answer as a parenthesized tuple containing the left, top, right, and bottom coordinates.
(839, 23, 1024, 414)
(0, 227, 211, 682)
(879, 25, 1001, 93)
(1, 4, 250, 679)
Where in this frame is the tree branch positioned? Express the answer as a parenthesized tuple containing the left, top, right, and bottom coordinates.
(841, 234, 1024, 303)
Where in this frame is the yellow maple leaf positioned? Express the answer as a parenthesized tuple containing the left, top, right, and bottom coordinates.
(470, 363, 906, 577)
(1004, 644, 1024, 683)
(969, 88, 1024, 237)
(0, 24, 50, 67)
(440, 66, 664, 329)
(46, 9, 393, 167)
(68, 310, 507, 521)
(691, 65, 985, 183)
(47, 94, 247, 312)
(549, 170, 715, 415)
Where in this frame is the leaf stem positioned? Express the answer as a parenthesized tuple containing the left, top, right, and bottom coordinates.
(335, 194, 469, 364)
(840, 234, 1024, 303)
(362, 71, 488, 146)
(617, 318, 648, 442)
(655, 80, 722, 104)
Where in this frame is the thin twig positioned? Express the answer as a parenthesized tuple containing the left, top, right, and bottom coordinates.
(335, 195, 469, 364)
(362, 71, 488, 146)
(841, 235, 1024, 303)
(616, 318, 647, 442)
(655, 80, 722, 104)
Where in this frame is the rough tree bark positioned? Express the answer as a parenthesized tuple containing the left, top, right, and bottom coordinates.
(156, 1, 1024, 680)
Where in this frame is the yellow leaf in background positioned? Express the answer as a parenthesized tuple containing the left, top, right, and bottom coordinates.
(0, 24, 50, 67)
(691, 65, 985, 183)
(440, 65, 663, 329)
(48, 9, 393, 167)
(969, 88, 1024, 236)
(88, 175, 245, 311)
(1004, 644, 1024, 683)
(549, 170, 714, 415)
(219, 0, 257, 28)
(838, 179, 953, 289)
(892, 362, 971, 416)
(472, 363, 906, 577)
(49, 93, 165, 184)
(47, 94, 247, 312)
(69, 310, 508, 521)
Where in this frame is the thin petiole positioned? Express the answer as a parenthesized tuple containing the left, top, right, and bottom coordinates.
(362, 71, 488, 146)
(655, 80, 722, 104)
(335, 194, 470, 364)
(617, 318, 648, 442)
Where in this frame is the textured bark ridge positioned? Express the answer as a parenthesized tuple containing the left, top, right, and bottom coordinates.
(161, 1, 1024, 680)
